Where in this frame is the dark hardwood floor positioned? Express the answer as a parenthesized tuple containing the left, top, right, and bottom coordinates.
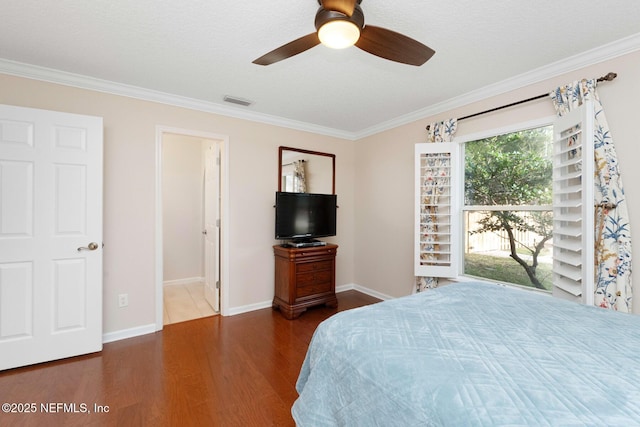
(0, 290, 380, 427)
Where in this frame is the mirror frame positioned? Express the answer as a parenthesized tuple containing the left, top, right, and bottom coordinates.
(278, 146, 336, 194)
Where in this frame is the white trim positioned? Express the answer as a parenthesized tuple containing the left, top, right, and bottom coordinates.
(227, 287, 354, 316)
(454, 115, 556, 144)
(0, 58, 352, 140)
(349, 284, 393, 301)
(336, 283, 393, 300)
(220, 135, 231, 317)
(163, 277, 204, 287)
(155, 130, 163, 331)
(223, 283, 391, 316)
(1, 32, 639, 141)
(155, 126, 231, 332)
(356, 32, 640, 139)
(335, 283, 355, 293)
(104, 285, 386, 341)
(102, 324, 156, 344)
(464, 205, 552, 211)
(337, 283, 392, 300)
(227, 300, 274, 316)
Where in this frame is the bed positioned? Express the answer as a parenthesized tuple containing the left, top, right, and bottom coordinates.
(292, 282, 640, 426)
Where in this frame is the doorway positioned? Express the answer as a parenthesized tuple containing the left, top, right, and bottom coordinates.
(155, 127, 229, 330)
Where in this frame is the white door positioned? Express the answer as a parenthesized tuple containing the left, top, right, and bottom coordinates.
(0, 104, 103, 371)
(203, 141, 220, 312)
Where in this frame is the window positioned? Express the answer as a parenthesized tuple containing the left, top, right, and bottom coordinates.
(416, 104, 596, 303)
(463, 126, 553, 291)
(281, 164, 302, 192)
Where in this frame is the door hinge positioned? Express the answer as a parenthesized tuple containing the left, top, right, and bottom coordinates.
(215, 280, 220, 290)
(216, 218, 220, 228)
(216, 156, 220, 166)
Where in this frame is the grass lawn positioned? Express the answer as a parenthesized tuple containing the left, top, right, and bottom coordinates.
(464, 252, 553, 290)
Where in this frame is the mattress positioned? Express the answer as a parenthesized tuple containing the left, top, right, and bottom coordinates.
(292, 282, 640, 426)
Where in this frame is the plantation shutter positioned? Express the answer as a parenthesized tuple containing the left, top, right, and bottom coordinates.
(552, 101, 595, 304)
(414, 142, 461, 278)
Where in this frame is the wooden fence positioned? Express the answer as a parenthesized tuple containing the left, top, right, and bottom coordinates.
(465, 211, 550, 253)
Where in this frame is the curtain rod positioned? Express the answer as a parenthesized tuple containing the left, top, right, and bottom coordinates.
(425, 72, 617, 130)
(282, 159, 306, 167)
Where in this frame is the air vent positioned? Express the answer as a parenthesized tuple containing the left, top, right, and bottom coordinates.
(223, 95, 253, 107)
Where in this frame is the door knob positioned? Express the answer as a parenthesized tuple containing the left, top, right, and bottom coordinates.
(77, 242, 99, 251)
(202, 230, 208, 235)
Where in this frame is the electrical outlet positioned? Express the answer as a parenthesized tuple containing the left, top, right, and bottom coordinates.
(118, 293, 128, 308)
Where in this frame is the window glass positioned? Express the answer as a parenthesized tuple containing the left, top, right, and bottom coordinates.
(281, 164, 299, 192)
(463, 126, 553, 291)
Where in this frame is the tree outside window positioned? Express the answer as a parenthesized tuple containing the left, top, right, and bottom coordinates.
(464, 126, 553, 290)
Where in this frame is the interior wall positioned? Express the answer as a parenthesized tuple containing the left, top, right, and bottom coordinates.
(0, 74, 356, 334)
(354, 49, 640, 313)
(162, 133, 204, 283)
(3, 48, 636, 336)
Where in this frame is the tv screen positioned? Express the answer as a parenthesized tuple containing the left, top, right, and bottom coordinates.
(275, 192, 337, 241)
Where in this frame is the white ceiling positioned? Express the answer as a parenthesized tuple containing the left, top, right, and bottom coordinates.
(2, 1, 640, 139)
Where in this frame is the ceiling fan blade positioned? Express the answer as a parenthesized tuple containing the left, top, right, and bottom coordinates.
(253, 33, 321, 66)
(356, 25, 435, 66)
(320, 0, 357, 16)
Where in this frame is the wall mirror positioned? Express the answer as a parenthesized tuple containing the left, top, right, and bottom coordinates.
(278, 146, 335, 194)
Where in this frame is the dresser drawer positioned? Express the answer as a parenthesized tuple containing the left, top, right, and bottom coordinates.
(293, 249, 336, 264)
(297, 281, 331, 298)
(297, 260, 332, 273)
(296, 270, 332, 286)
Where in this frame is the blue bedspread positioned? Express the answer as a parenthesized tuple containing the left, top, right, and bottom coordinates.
(292, 282, 640, 426)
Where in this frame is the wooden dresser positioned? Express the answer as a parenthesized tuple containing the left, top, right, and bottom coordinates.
(272, 244, 338, 319)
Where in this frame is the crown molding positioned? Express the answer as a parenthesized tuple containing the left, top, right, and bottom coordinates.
(1, 31, 639, 142)
(354, 32, 640, 139)
(0, 58, 354, 140)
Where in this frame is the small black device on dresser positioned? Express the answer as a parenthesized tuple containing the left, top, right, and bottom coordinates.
(273, 191, 338, 319)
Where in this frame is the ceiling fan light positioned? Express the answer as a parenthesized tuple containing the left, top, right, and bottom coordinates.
(318, 20, 360, 49)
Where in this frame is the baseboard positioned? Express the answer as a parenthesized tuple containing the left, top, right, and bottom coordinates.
(222, 283, 393, 317)
(163, 277, 204, 287)
(102, 323, 156, 344)
(335, 283, 355, 293)
(348, 284, 393, 301)
(102, 285, 392, 341)
(226, 300, 274, 316)
(101, 284, 391, 341)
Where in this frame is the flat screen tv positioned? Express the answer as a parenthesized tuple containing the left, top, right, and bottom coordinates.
(275, 192, 337, 242)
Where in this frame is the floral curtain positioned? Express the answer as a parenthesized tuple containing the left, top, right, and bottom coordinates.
(293, 160, 307, 193)
(550, 79, 633, 312)
(416, 118, 458, 292)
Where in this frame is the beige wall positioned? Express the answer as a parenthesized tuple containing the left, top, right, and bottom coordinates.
(354, 49, 640, 313)
(0, 75, 356, 334)
(2, 48, 638, 336)
(162, 133, 205, 283)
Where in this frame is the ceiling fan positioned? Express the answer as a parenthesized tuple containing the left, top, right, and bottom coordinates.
(252, 0, 435, 66)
